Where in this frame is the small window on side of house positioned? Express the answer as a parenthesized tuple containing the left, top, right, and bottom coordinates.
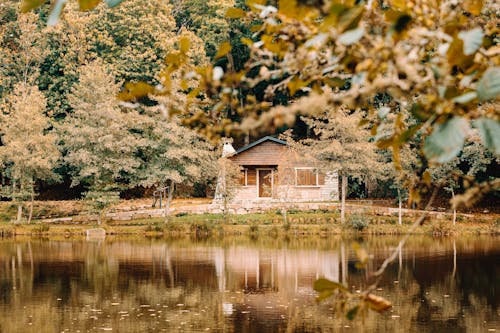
(296, 168, 318, 186)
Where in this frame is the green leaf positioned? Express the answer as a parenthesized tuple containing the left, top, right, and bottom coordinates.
(226, 7, 246, 18)
(473, 118, 500, 155)
(104, 0, 123, 7)
(452, 91, 477, 104)
(47, 0, 67, 26)
(20, 0, 45, 13)
(346, 305, 359, 320)
(423, 117, 470, 163)
(458, 28, 484, 55)
(477, 67, 500, 101)
(338, 27, 364, 45)
(313, 278, 348, 292)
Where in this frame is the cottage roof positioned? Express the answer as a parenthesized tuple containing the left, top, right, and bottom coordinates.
(235, 136, 287, 154)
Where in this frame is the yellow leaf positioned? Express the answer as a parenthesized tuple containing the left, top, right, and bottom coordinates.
(118, 82, 155, 101)
(226, 7, 246, 19)
(246, 0, 266, 9)
(447, 37, 475, 70)
(215, 41, 232, 60)
(20, 0, 44, 13)
(390, 0, 406, 11)
(463, 0, 483, 15)
(279, 0, 298, 18)
(337, 5, 364, 32)
(250, 24, 262, 33)
(179, 37, 190, 54)
(287, 77, 309, 96)
(365, 294, 392, 312)
(180, 79, 189, 91)
(241, 37, 254, 47)
(166, 53, 181, 67)
(78, 0, 101, 11)
(352, 242, 368, 266)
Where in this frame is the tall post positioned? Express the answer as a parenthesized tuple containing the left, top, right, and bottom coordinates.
(341, 174, 347, 224)
(451, 188, 456, 226)
(397, 188, 402, 225)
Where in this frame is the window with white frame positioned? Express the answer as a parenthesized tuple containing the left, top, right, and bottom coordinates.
(295, 168, 325, 186)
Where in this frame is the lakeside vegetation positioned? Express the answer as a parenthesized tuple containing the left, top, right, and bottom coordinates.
(1, 208, 498, 238)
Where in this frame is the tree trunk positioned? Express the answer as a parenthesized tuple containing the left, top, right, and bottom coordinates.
(16, 204, 23, 224)
(397, 188, 402, 225)
(27, 191, 34, 224)
(451, 189, 456, 225)
(164, 180, 175, 221)
(341, 174, 347, 224)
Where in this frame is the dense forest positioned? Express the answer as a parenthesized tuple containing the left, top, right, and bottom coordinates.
(0, 0, 498, 215)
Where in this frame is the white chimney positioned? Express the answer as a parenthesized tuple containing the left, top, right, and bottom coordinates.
(222, 138, 236, 157)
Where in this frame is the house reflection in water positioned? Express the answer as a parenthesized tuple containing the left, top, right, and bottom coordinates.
(1, 238, 499, 332)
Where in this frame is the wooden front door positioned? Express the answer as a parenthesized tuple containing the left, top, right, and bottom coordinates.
(258, 169, 273, 197)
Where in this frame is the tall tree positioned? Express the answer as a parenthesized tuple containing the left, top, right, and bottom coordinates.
(0, 83, 59, 223)
(0, 12, 48, 98)
(170, 0, 235, 59)
(85, 0, 178, 84)
(59, 61, 140, 222)
(299, 108, 386, 223)
(131, 112, 217, 218)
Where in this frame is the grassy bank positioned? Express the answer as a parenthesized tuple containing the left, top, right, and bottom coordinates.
(1, 209, 499, 238)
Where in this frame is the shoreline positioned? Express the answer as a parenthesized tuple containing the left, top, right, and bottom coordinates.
(1, 210, 499, 238)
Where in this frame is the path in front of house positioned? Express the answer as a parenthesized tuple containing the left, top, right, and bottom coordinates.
(38, 198, 477, 224)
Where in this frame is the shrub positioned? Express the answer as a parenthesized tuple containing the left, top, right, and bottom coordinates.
(249, 223, 259, 234)
(346, 215, 368, 231)
(32, 223, 50, 234)
(190, 221, 212, 236)
(430, 220, 452, 235)
(283, 222, 291, 232)
(145, 223, 163, 232)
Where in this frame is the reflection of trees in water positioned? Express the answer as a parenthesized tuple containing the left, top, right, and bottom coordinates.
(0, 237, 498, 332)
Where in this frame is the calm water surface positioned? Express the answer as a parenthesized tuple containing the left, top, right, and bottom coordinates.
(0, 235, 499, 332)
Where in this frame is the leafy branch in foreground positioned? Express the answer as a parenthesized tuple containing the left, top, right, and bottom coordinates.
(163, 0, 498, 205)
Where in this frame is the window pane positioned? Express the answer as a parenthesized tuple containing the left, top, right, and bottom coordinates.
(296, 169, 316, 186)
(247, 169, 257, 185)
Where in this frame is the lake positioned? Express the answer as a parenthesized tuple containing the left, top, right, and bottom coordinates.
(0, 235, 498, 332)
